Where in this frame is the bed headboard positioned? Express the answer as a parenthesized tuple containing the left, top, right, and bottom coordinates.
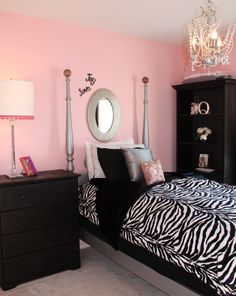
(63, 70, 150, 172)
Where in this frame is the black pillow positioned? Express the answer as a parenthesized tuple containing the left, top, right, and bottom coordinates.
(97, 148, 130, 183)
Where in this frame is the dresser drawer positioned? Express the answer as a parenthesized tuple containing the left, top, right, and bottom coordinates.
(2, 223, 79, 258)
(2, 243, 80, 290)
(0, 179, 78, 211)
(1, 203, 78, 234)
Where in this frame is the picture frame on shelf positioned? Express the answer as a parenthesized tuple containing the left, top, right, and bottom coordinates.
(198, 153, 209, 168)
(19, 156, 37, 176)
(195, 154, 215, 173)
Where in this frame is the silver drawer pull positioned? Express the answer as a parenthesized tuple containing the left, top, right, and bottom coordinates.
(19, 194, 24, 200)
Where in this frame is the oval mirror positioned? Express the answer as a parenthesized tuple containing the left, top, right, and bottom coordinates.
(95, 98, 114, 134)
(87, 88, 120, 141)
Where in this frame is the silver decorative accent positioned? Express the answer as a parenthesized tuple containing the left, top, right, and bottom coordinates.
(189, 0, 235, 71)
(142, 77, 149, 148)
(87, 88, 120, 142)
(9, 121, 23, 179)
(64, 69, 74, 172)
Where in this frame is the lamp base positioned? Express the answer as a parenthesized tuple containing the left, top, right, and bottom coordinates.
(7, 173, 24, 179)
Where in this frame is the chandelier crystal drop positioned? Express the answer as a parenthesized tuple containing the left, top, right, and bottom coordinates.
(189, 0, 235, 71)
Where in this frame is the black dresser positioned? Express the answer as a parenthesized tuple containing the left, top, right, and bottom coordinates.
(0, 170, 80, 290)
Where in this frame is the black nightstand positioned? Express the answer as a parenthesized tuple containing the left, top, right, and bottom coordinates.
(0, 170, 80, 290)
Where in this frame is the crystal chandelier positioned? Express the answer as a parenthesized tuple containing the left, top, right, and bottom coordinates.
(189, 0, 235, 71)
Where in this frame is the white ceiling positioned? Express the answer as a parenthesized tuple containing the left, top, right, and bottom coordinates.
(1, 0, 235, 44)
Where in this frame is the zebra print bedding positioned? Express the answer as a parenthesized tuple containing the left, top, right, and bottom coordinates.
(121, 178, 236, 296)
(78, 182, 99, 225)
(78, 177, 236, 296)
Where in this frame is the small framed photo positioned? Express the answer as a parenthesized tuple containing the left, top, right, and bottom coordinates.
(198, 154, 209, 168)
(19, 156, 37, 176)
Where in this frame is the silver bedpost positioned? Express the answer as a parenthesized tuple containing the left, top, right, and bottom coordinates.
(64, 69, 74, 172)
(142, 77, 149, 148)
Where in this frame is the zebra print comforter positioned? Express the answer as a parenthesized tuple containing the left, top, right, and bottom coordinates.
(78, 181, 99, 225)
(121, 178, 236, 296)
(79, 177, 236, 296)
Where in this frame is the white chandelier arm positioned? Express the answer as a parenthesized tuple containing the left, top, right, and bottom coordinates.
(188, 0, 236, 70)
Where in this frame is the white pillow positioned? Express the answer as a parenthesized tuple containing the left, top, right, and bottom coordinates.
(85, 139, 134, 179)
(91, 143, 145, 179)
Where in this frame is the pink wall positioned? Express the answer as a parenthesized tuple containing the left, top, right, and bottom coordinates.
(0, 11, 184, 176)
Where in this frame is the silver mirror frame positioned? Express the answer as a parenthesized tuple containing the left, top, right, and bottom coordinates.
(87, 88, 120, 142)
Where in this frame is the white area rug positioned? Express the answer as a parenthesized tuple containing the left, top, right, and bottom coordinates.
(0, 247, 168, 296)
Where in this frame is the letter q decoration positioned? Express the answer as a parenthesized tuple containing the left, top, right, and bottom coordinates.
(198, 101, 210, 114)
(190, 100, 210, 115)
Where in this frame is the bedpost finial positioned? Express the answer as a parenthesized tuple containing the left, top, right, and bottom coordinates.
(142, 77, 149, 84)
(64, 69, 71, 78)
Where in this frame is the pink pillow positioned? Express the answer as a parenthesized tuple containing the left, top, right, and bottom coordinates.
(141, 160, 165, 185)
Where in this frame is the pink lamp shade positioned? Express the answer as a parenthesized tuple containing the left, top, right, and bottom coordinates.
(0, 80, 34, 119)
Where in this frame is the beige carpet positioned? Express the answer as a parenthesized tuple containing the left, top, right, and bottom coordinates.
(0, 246, 168, 296)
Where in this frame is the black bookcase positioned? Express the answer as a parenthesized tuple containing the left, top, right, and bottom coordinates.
(172, 78, 236, 184)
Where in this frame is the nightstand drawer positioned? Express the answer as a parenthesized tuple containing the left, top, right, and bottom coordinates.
(1, 203, 78, 234)
(2, 223, 79, 258)
(3, 243, 80, 290)
(0, 179, 77, 211)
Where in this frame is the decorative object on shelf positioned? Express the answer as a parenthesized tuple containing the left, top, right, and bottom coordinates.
(188, 0, 236, 71)
(196, 153, 215, 173)
(78, 73, 96, 96)
(198, 153, 209, 168)
(19, 156, 37, 176)
(191, 101, 210, 115)
(198, 101, 210, 114)
(191, 102, 199, 114)
(196, 127, 212, 141)
(142, 77, 149, 148)
(0, 80, 34, 178)
(64, 69, 74, 172)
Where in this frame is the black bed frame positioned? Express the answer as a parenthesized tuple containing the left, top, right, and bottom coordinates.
(64, 71, 218, 296)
